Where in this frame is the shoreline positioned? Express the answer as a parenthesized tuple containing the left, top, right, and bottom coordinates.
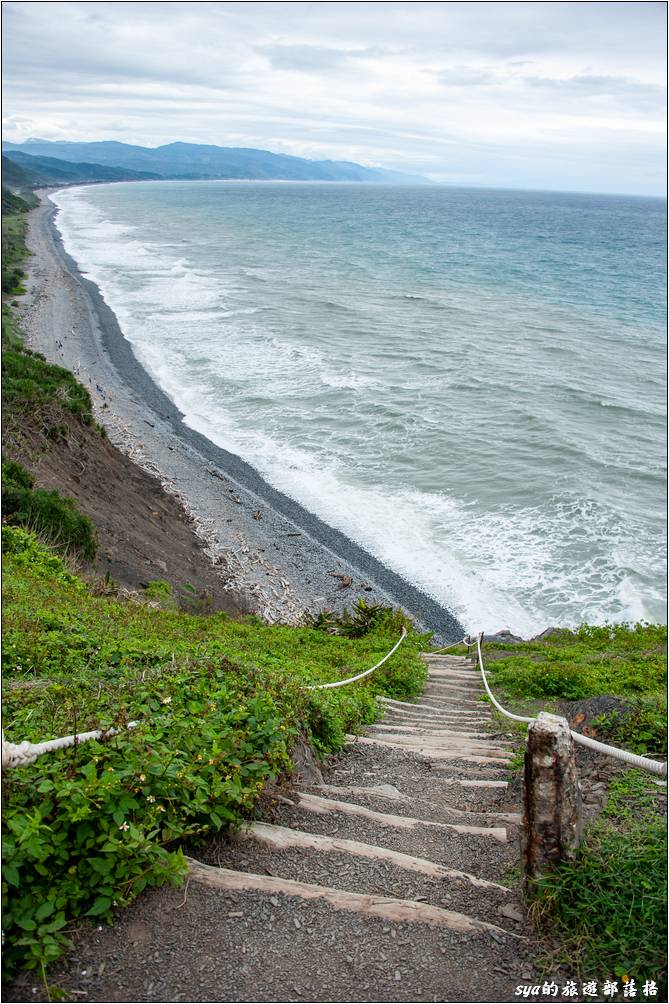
(16, 189, 464, 640)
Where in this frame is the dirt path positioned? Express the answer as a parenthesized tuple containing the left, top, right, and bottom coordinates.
(9, 654, 537, 1002)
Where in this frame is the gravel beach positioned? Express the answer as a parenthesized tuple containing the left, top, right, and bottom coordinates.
(16, 189, 464, 639)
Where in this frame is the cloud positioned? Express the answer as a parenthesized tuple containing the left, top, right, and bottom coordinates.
(437, 66, 499, 87)
(523, 73, 667, 112)
(259, 44, 379, 74)
(2, 1, 666, 194)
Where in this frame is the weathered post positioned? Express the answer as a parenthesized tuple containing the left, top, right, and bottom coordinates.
(522, 712, 582, 880)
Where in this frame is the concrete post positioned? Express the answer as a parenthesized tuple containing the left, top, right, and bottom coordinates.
(522, 712, 582, 880)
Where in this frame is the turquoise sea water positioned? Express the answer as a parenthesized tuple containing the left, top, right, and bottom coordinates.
(52, 182, 667, 634)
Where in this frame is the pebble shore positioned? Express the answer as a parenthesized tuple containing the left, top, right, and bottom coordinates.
(16, 189, 464, 639)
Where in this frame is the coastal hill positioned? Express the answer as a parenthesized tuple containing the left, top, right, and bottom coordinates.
(3, 138, 429, 184)
(1, 152, 159, 190)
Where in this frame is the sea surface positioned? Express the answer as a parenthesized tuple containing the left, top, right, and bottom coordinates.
(52, 181, 667, 634)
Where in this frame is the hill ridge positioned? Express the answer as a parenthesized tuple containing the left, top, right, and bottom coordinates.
(3, 138, 429, 184)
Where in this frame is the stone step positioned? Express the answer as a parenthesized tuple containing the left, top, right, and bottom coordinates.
(422, 654, 475, 663)
(381, 702, 490, 718)
(425, 671, 480, 682)
(369, 723, 491, 738)
(348, 734, 512, 765)
(367, 732, 512, 756)
(291, 791, 508, 841)
(185, 858, 519, 938)
(236, 822, 512, 892)
(424, 683, 483, 696)
(297, 787, 520, 826)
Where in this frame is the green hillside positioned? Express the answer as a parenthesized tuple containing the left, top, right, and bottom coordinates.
(2, 152, 159, 190)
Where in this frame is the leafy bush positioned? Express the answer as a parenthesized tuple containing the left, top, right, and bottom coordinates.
(2, 458, 34, 490)
(2, 346, 94, 423)
(2, 665, 293, 977)
(1, 525, 84, 590)
(2, 460, 96, 559)
(2, 529, 429, 978)
(2, 266, 25, 295)
(595, 696, 667, 757)
(309, 597, 406, 638)
(144, 579, 172, 599)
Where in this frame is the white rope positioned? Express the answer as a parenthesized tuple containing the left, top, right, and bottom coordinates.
(429, 637, 469, 654)
(306, 628, 407, 690)
(470, 633, 667, 778)
(2, 723, 139, 769)
(3, 628, 406, 764)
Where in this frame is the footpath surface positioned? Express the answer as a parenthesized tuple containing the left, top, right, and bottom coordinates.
(11, 654, 537, 1003)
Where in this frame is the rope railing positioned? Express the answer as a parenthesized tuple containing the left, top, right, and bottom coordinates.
(306, 627, 407, 690)
(2, 629, 410, 767)
(469, 631, 667, 779)
(2, 722, 139, 769)
(428, 637, 469, 654)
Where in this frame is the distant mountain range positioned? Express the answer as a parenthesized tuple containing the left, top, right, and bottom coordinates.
(2, 152, 159, 189)
(2, 139, 428, 187)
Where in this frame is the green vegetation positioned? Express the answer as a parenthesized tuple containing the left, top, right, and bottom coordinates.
(479, 623, 667, 756)
(1, 186, 34, 294)
(2, 526, 428, 979)
(143, 579, 173, 599)
(1, 190, 101, 456)
(530, 770, 667, 992)
(469, 625, 667, 991)
(2, 340, 95, 425)
(2, 460, 97, 559)
(2, 153, 159, 190)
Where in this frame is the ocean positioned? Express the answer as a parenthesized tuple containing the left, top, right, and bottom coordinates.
(52, 181, 667, 635)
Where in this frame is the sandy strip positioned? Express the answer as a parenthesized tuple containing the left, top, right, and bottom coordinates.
(16, 189, 464, 638)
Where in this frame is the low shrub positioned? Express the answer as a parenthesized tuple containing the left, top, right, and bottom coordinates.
(595, 696, 667, 757)
(2, 664, 293, 978)
(2, 461, 96, 559)
(144, 579, 172, 599)
(482, 623, 666, 702)
(2, 529, 429, 979)
(2, 345, 94, 423)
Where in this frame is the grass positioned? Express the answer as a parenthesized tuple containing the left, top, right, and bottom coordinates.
(1, 191, 427, 981)
(530, 770, 667, 994)
(474, 624, 667, 757)
(2, 459, 97, 559)
(1, 188, 34, 294)
(1, 526, 429, 979)
(1, 189, 99, 449)
(462, 629, 667, 997)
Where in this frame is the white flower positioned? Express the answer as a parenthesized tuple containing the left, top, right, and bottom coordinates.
(118, 821, 130, 832)
(146, 795, 155, 803)
(162, 696, 172, 705)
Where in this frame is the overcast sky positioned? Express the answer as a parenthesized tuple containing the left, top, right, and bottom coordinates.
(2, 1, 666, 194)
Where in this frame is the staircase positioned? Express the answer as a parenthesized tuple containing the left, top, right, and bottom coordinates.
(27, 654, 536, 1002)
(177, 652, 534, 1002)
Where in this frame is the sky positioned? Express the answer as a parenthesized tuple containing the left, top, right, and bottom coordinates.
(2, 1, 667, 195)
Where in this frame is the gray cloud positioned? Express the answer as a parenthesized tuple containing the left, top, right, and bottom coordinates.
(2, 1, 666, 195)
(437, 66, 499, 87)
(259, 44, 380, 74)
(523, 73, 667, 111)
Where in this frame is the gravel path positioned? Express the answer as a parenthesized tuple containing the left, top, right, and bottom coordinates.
(8, 654, 539, 1003)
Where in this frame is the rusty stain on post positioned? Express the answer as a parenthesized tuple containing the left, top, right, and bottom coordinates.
(522, 712, 582, 880)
